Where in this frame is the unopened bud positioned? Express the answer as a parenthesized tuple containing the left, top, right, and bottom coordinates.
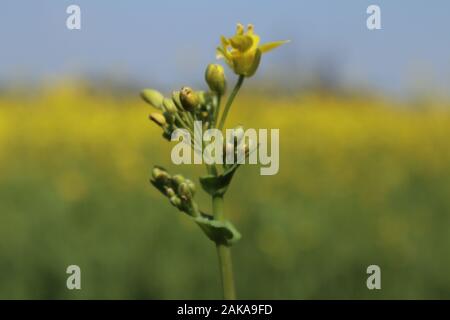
(163, 98, 178, 114)
(172, 174, 185, 187)
(185, 179, 196, 196)
(200, 111, 209, 120)
(170, 195, 182, 207)
(149, 113, 167, 127)
(172, 91, 183, 110)
(166, 187, 176, 198)
(205, 64, 226, 95)
(178, 182, 192, 200)
(179, 87, 199, 112)
(141, 89, 164, 110)
(152, 166, 170, 183)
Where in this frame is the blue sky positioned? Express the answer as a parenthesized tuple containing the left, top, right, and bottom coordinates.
(1, 0, 450, 96)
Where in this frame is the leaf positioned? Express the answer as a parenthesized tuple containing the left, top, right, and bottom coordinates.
(199, 165, 240, 196)
(193, 214, 241, 246)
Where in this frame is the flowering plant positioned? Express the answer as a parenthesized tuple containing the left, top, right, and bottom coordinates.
(141, 23, 287, 299)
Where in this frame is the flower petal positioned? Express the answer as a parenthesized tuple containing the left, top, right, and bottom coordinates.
(220, 36, 230, 47)
(229, 35, 253, 52)
(259, 40, 290, 53)
(245, 48, 262, 77)
(216, 47, 233, 68)
(236, 23, 244, 35)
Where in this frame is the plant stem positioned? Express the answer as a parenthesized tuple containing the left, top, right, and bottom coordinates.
(218, 75, 244, 131)
(212, 195, 236, 300)
(212, 95, 221, 128)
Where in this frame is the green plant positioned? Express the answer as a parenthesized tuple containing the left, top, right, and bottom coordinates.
(141, 23, 287, 299)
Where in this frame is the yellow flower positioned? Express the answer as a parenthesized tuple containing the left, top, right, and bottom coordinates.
(216, 23, 289, 77)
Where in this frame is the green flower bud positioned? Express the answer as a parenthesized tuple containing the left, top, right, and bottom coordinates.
(172, 91, 184, 111)
(179, 87, 199, 112)
(200, 111, 209, 120)
(170, 195, 182, 207)
(166, 187, 176, 198)
(163, 98, 178, 114)
(178, 182, 192, 200)
(152, 166, 170, 184)
(185, 179, 196, 196)
(197, 91, 211, 106)
(205, 64, 226, 95)
(141, 89, 164, 110)
(171, 174, 185, 187)
(149, 113, 166, 127)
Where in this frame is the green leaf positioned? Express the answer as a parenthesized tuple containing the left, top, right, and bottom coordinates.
(193, 214, 241, 246)
(199, 165, 240, 196)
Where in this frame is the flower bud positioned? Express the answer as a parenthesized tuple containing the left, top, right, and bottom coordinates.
(171, 174, 185, 187)
(178, 182, 192, 200)
(166, 187, 176, 198)
(179, 87, 199, 112)
(172, 91, 183, 110)
(152, 166, 170, 184)
(149, 113, 166, 127)
(197, 91, 209, 105)
(170, 195, 182, 207)
(185, 179, 196, 196)
(205, 64, 226, 95)
(200, 111, 209, 120)
(163, 98, 178, 114)
(141, 89, 164, 110)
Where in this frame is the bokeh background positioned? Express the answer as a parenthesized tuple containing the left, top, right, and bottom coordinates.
(1, 0, 450, 299)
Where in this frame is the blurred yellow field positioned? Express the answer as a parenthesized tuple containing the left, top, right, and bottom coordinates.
(1, 85, 449, 298)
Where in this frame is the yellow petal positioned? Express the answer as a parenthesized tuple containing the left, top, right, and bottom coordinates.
(216, 47, 233, 68)
(220, 35, 229, 47)
(229, 35, 253, 52)
(216, 47, 226, 59)
(236, 23, 244, 35)
(259, 40, 290, 53)
(246, 24, 254, 35)
(245, 48, 262, 77)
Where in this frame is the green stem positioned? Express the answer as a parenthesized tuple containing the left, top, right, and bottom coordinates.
(212, 195, 236, 300)
(213, 95, 221, 127)
(218, 75, 244, 131)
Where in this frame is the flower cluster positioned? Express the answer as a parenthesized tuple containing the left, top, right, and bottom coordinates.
(142, 85, 217, 141)
(150, 166, 199, 216)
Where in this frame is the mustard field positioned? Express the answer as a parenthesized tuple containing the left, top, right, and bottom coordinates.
(0, 85, 449, 298)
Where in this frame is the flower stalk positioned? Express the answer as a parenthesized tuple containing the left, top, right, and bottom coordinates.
(218, 75, 244, 131)
(212, 195, 236, 299)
